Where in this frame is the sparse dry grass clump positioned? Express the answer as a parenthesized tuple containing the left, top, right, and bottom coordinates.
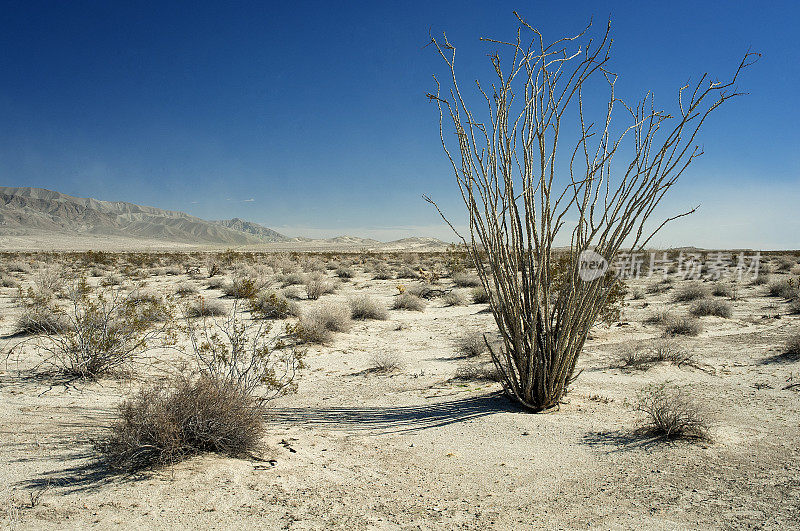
(664, 315, 703, 336)
(397, 266, 420, 279)
(175, 282, 199, 296)
(617, 339, 692, 370)
(369, 352, 403, 373)
(673, 282, 710, 302)
(442, 290, 467, 307)
(305, 274, 336, 300)
(392, 293, 426, 311)
(453, 363, 500, 382)
(98, 376, 264, 471)
(711, 282, 733, 297)
(206, 277, 227, 290)
(785, 333, 800, 360)
(348, 295, 388, 320)
(15, 308, 69, 335)
(185, 298, 226, 318)
(0, 274, 19, 288)
(635, 383, 709, 440)
(249, 291, 299, 319)
(767, 278, 799, 299)
(752, 271, 771, 286)
(643, 309, 673, 325)
(471, 286, 490, 304)
(222, 275, 260, 299)
(280, 272, 306, 287)
(372, 265, 393, 280)
(298, 303, 352, 343)
(459, 332, 487, 357)
(790, 299, 800, 315)
(690, 298, 732, 318)
(451, 271, 481, 288)
(335, 266, 355, 279)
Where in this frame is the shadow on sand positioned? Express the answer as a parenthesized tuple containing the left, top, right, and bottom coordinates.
(268, 391, 522, 434)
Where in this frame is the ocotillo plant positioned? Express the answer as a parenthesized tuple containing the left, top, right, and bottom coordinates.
(426, 13, 756, 411)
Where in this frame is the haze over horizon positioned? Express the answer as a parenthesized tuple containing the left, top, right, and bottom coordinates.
(1, 1, 798, 248)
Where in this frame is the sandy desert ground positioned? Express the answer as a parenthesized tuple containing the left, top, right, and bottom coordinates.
(1, 250, 799, 529)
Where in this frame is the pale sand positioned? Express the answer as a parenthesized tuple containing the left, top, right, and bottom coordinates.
(1, 254, 798, 529)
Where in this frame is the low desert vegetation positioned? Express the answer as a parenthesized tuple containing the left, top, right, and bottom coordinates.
(442, 290, 467, 307)
(14, 307, 69, 336)
(689, 298, 732, 318)
(452, 363, 500, 382)
(222, 275, 260, 299)
(98, 305, 304, 471)
(369, 352, 403, 373)
(175, 282, 199, 296)
(298, 303, 352, 343)
(711, 282, 733, 297)
(635, 383, 709, 440)
(249, 291, 299, 319)
(451, 271, 481, 288)
(673, 282, 710, 302)
(459, 332, 487, 358)
(767, 278, 799, 299)
(618, 339, 693, 370)
(185, 297, 226, 318)
(663, 315, 703, 337)
(305, 274, 336, 300)
(348, 295, 388, 320)
(784, 333, 800, 360)
(471, 287, 490, 304)
(392, 292, 426, 311)
(29, 280, 173, 378)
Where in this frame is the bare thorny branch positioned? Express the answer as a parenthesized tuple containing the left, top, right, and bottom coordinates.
(425, 14, 757, 410)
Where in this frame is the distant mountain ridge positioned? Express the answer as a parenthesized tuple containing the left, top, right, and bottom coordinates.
(0, 187, 450, 250)
(0, 186, 286, 245)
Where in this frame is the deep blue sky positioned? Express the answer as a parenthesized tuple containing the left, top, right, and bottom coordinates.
(0, 1, 797, 247)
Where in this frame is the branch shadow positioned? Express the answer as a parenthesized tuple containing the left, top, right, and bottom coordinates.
(16, 454, 142, 495)
(582, 429, 670, 452)
(268, 391, 522, 434)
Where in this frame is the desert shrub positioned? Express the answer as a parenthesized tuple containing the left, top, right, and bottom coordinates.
(249, 291, 299, 319)
(305, 274, 335, 300)
(442, 291, 467, 307)
(185, 298, 226, 318)
(643, 309, 673, 325)
(280, 272, 306, 287)
(15, 308, 69, 335)
(664, 315, 703, 337)
(175, 282, 199, 296)
(392, 293, 426, 311)
(776, 257, 795, 272)
(0, 274, 19, 288)
(33, 281, 171, 377)
(298, 303, 352, 343)
(281, 286, 304, 300)
(100, 274, 123, 287)
(459, 332, 487, 357)
(98, 376, 264, 471)
(789, 299, 800, 315)
(635, 383, 709, 439)
(372, 265, 393, 280)
(369, 352, 403, 373)
(452, 271, 481, 288)
(711, 282, 733, 297)
(222, 275, 260, 299)
(630, 287, 645, 300)
(767, 278, 799, 299)
(785, 333, 800, 359)
(452, 363, 500, 382)
(673, 282, 710, 302)
(471, 286, 490, 304)
(164, 266, 182, 276)
(752, 271, 771, 286)
(348, 295, 388, 320)
(7, 261, 31, 273)
(617, 339, 692, 370)
(397, 266, 420, 279)
(689, 298, 732, 318)
(335, 266, 355, 279)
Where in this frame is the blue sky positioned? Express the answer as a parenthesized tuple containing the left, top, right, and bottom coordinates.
(0, 1, 797, 247)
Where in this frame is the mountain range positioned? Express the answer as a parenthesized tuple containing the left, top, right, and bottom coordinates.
(0, 186, 448, 250)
